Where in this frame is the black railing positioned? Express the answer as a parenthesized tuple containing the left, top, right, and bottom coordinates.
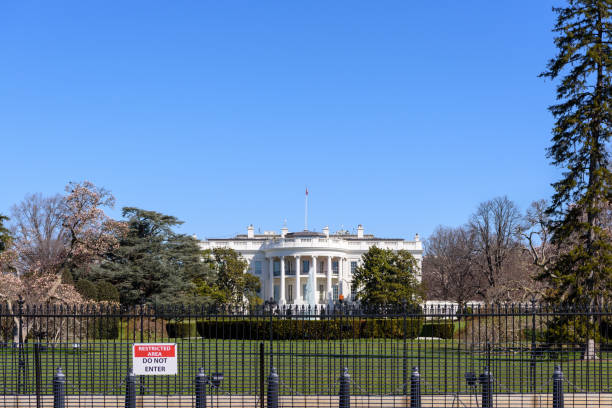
(0, 303, 610, 407)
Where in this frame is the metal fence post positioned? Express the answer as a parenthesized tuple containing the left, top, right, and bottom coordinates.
(53, 367, 66, 408)
(267, 366, 279, 408)
(125, 368, 136, 408)
(410, 366, 421, 408)
(479, 366, 493, 408)
(260, 342, 265, 408)
(34, 342, 42, 408)
(195, 367, 207, 408)
(552, 365, 564, 408)
(17, 296, 25, 395)
(339, 367, 351, 408)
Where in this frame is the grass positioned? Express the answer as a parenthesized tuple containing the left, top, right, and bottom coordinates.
(1, 338, 610, 396)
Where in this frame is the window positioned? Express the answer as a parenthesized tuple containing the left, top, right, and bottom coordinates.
(254, 261, 262, 275)
(332, 261, 339, 274)
(286, 261, 294, 275)
(302, 260, 310, 275)
(302, 284, 307, 296)
(351, 261, 357, 275)
(273, 260, 280, 276)
(333, 285, 339, 301)
(288, 285, 293, 303)
(273, 285, 279, 302)
(319, 284, 325, 303)
(319, 261, 325, 273)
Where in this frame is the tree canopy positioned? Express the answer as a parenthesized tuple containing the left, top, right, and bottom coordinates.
(352, 246, 423, 307)
(0, 214, 10, 253)
(89, 207, 211, 306)
(199, 247, 261, 307)
(540, 0, 612, 307)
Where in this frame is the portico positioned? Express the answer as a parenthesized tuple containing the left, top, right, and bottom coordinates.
(266, 254, 345, 305)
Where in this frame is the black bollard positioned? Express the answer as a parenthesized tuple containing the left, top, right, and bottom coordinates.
(195, 367, 208, 408)
(552, 365, 564, 408)
(53, 367, 66, 408)
(339, 367, 351, 408)
(410, 366, 421, 408)
(478, 366, 493, 408)
(267, 367, 279, 408)
(125, 369, 136, 408)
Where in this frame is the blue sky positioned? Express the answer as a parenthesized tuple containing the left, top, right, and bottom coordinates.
(0, 1, 561, 240)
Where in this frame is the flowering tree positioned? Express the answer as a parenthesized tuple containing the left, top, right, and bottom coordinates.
(61, 181, 127, 273)
(0, 181, 126, 342)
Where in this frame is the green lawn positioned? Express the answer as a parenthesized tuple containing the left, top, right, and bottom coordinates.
(1, 339, 610, 396)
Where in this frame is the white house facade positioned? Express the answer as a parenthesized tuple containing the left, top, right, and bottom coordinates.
(200, 224, 423, 306)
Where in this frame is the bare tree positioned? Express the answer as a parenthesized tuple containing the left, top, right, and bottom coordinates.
(10, 193, 67, 275)
(469, 196, 523, 301)
(422, 226, 481, 306)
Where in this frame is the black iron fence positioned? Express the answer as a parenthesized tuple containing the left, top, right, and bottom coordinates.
(0, 302, 610, 407)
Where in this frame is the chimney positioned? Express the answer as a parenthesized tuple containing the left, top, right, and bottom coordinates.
(357, 224, 364, 239)
(414, 233, 420, 242)
(247, 225, 254, 239)
(323, 226, 329, 238)
(281, 226, 289, 237)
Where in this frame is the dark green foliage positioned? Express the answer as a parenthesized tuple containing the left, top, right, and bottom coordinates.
(420, 320, 455, 339)
(89, 208, 212, 306)
(539, 0, 612, 308)
(195, 318, 423, 340)
(95, 281, 120, 302)
(352, 246, 423, 307)
(543, 315, 612, 344)
(0, 214, 10, 253)
(75, 279, 98, 300)
(165, 321, 197, 338)
(88, 317, 119, 340)
(199, 247, 261, 307)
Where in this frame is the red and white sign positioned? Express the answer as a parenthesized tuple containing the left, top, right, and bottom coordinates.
(132, 343, 177, 375)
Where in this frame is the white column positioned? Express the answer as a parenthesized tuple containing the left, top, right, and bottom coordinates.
(268, 257, 274, 301)
(280, 256, 286, 305)
(311, 255, 317, 303)
(340, 258, 346, 299)
(327, 256, 332, 302)
(295, 256, 301, 304)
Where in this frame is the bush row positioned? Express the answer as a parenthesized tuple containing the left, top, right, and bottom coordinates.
(420, 321, 455, 339)
(165, 319, 458, 340)
(180, 318, 424, 340)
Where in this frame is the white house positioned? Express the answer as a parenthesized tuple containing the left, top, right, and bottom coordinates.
(200, 225, 423, 306)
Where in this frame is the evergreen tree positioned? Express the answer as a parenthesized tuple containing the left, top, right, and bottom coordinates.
(352, 246, 423, 307)
(0, 214, 11, 253)
(540, 0, 612, 307)
(90, 207, 212, 306)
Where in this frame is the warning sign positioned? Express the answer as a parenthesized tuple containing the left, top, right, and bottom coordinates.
(132, 343, 178, 375)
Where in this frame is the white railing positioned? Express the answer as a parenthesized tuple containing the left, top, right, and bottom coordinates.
(201, 238, 422, 252)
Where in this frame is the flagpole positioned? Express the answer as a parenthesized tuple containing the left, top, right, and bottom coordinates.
(304, 188, 308, 231)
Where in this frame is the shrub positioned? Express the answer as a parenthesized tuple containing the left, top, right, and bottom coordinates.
(95, 281, 120, 302)
(420, 320, 455, 339)
(88, 317, 119, 339)
(195, 317, 423, 340)
(75, 279, 98, 300)
(166, 321, 197, 338)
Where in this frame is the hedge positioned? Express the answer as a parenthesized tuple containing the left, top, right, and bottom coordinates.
(195, 318, 423, 340)
(166, 321, 198, 338)
(420, 320, 455, 339)
(88, 317, 120, 340)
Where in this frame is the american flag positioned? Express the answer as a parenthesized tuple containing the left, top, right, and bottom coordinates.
(305, 188, 308, 196)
